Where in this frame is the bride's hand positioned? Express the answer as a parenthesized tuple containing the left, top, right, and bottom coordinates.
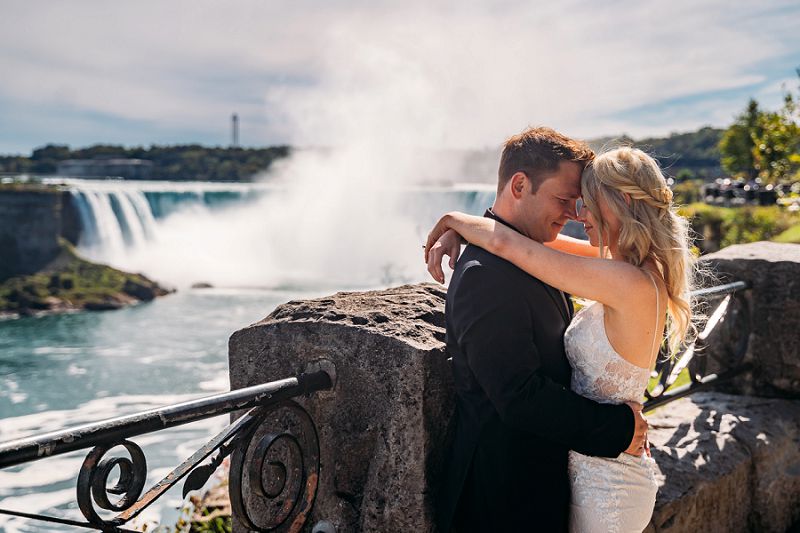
(425, 229, 463, 284)
(424, 212, 456, 260)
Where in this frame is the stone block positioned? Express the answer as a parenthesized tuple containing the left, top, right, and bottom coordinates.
(228, 283, 452, 533)
(648, 392, 800, 532)
(700, 242, 800, 398)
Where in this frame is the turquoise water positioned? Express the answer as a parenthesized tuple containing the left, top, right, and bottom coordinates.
(0, 287, 334, 532)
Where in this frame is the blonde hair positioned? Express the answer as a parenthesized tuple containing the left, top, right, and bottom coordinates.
(582, 147, 695, 356)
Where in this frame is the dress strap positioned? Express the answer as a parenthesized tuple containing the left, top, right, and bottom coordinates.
(643, 270, 661, 368)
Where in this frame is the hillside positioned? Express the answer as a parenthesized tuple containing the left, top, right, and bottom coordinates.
(589, 126, 724, 179)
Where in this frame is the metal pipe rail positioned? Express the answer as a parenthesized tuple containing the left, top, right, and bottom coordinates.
(0, 367, 334, 532)
(0, 370, 331, 469)
(643, 280, 752, 412)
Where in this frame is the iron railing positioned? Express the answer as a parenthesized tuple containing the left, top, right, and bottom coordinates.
(643, 281, 751, 412)
(0, 363, 335, 532)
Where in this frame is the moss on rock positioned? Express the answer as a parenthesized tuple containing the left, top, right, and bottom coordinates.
(0, 239, 171, 316)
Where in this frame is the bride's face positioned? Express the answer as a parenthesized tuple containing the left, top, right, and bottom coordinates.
(578, 196, 619, 249)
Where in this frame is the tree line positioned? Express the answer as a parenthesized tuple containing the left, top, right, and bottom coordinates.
(0, 144, 290, 181)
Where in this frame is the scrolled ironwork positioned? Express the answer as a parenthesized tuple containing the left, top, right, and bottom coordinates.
(230, 401, 320, 533)
(76, 440, 147, 527)
(0, 368, 333, 531)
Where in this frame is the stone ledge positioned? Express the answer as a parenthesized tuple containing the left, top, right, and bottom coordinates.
(648, 392, 800, 532)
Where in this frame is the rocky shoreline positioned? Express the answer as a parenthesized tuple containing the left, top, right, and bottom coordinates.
(0, 184, 172, 317)
(0, 239, 171, 318)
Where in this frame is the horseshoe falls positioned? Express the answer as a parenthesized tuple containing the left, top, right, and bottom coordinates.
(55, 178, 499, 290)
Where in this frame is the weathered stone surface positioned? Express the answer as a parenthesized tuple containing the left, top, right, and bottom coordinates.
(0, 188, 80, 281)
(122, 277, 170, 301)
(228, 283, 452, 533)
(647, 392, 800, 533)
(700, 242, 800, 398)
(0, 190, 63, 280)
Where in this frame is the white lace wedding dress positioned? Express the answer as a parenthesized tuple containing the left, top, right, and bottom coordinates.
(563, 277, 660, 533)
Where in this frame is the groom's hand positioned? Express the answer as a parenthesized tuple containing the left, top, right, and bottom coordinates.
(623, 401, 649, 456)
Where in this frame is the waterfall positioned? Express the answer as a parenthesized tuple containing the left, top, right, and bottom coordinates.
(54, 177, 512, 289)
(63, 179, 265, 267)
(57, 177, 588, 290)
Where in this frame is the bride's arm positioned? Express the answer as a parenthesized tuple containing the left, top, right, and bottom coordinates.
(544, 234, 600, 257)
(425, 212, 649, 308)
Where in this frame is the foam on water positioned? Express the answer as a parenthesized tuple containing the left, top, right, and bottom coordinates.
(0, 288, 329, 532)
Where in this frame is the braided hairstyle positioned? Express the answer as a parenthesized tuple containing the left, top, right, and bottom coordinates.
(581, 147, 695, 356)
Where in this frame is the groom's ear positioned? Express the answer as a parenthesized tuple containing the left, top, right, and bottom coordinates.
(510, 171, 528, 199)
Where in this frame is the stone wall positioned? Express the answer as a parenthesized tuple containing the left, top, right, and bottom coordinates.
(227, 242, 800, 532)
(0, 189, 80, 280)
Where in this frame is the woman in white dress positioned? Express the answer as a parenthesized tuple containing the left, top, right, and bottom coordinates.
(425, 146, 695, 532)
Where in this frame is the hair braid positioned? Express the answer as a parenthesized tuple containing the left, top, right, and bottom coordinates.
(581, 147, 696, 356)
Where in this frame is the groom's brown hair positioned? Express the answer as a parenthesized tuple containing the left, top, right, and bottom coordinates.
(498, 127, 595, 194)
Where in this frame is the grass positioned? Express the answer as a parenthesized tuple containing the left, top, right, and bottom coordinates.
(678, 202, 800, 249)
(647, 366, 690, 395)
(773, 223, 800, 243)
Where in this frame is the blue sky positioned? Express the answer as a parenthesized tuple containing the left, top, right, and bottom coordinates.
(1, 0, 798, 155)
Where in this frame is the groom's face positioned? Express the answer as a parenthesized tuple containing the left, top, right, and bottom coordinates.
(517, 161, 583, 242)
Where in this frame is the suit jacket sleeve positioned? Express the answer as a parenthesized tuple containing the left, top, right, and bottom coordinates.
(453, 261, 634, 458)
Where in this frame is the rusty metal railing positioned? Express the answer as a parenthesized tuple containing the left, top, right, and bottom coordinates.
(643, 281, 751, 413)
(0, 364, 335, 532)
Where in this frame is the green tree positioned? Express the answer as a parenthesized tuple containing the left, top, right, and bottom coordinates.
(752, 79, 800, 183)
(719, 99, 762, 178)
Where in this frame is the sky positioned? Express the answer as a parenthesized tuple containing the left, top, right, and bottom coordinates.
(1, 0, 799, 155)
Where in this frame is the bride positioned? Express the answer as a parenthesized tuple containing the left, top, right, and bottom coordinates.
(425, 146, 695, 532)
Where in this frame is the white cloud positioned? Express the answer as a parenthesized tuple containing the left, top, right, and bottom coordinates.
(0, 0, 798, 151)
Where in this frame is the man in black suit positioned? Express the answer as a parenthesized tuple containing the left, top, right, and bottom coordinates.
(433, 127, 648, 532)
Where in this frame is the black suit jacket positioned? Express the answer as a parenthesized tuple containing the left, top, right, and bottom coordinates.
(436, 212, 634, 533)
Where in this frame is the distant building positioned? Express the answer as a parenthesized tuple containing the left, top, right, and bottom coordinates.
(57, 159, 154, 179)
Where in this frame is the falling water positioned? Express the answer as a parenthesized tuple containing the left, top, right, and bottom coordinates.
(52, 177, 499, 289)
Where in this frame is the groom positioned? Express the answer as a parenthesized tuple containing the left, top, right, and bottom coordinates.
(433, 127, 648, 532)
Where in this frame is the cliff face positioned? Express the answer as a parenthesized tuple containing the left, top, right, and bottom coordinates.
(0, 187, 168, 316)
(0, 188, 79, 281)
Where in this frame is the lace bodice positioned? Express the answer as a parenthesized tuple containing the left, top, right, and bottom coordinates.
(564, 302, 651, 404)
(564, 274, 661, 532)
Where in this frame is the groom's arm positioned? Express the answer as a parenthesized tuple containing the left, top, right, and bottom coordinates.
(453, 262, 634, 457)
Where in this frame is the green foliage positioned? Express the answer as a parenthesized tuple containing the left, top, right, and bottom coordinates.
(719, 70, 800, 183)
(189, 515, 232, 533)
(773, 223, 800, 243)
(647, 367, 690, 398)
(671, 179, 703, 205)
(719, 99, 762, 178)
(678, 202, 800, 250)
(0, 144, 291, 182)
(0, 240, 155, 312)
(591, 127, 724, 178)
(752, 92, 800, 183)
